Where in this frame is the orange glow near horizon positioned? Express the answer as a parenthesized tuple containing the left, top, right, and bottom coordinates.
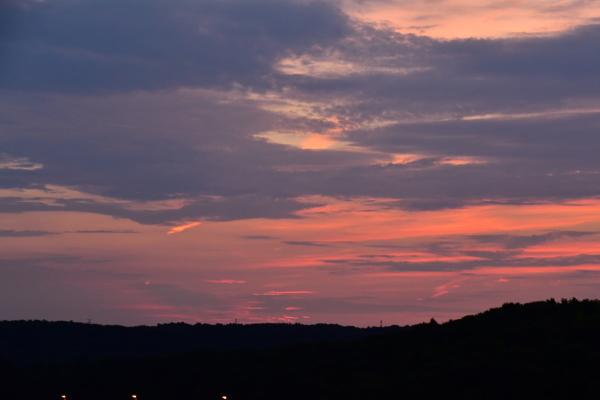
(3, 190, 600, 326)
(117, 197, 600, 324)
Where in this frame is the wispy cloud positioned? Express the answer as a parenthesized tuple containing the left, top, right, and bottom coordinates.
(283, 241, 332, 247)
(256, 291, 314, 296)
(166, 222, 202, 235)
(0, 230, 58, 237)
(322, 253, 600, 272)
(75, 230, 138, 234)
(467, 231, 598, 249)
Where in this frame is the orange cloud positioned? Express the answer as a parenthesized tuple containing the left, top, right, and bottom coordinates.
(300, 135, 337, 150)
(166, 222, 201, 235)
(342, 0, 600, 39)
(205, 279, 246, 284)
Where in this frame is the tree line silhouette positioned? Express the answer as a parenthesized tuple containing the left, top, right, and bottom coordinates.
(2, 298, 600, 399)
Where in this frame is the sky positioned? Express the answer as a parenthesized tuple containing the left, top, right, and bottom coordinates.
(1, 0, 600, 326)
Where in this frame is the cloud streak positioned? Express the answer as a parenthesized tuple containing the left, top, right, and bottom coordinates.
(322, 253, 600, 272)
(283, 241, 333, 247)
(167, 222, 202, 235)
(0, 230, 57, 237)
(467, 231, 598, 249)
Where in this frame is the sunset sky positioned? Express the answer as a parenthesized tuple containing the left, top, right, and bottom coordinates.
(1, 0, 600, 326)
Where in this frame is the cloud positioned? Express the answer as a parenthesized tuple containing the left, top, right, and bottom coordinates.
(5, 1, 600, 326)
(282, 241, 333, 247)
(458, 250, 521, 261)
(75, 230, 138, 234)
(0, 229, 57, 237)
(322, 253, 600, 272)
(0, 153, 42, 170)
(385, 198, 466, 212)
(306, 23, 600, 115)
(255, 291, 314, 296)
(467, 231, 598, 249)
(0, 195, 322, 225)
(1, 2, 600, 225)
(240, 235, 278, 240)
(166, 222, 202, 235)
(0, 0, 351, 93)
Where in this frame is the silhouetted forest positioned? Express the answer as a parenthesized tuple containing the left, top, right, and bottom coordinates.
(2, 298, 600, 399)
(0, 320, 406, 366)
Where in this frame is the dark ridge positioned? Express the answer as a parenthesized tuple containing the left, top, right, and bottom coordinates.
(0, 320, 408, 366)
(3, 298, 600, 399)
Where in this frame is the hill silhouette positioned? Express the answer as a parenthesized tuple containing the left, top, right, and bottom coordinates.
(0, 320, 407, 366)
(2, 298, 600, 399)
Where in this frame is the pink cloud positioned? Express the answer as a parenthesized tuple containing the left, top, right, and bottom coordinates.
(166, 222, 201, 235)
(205, 279, 246, 284)
(257, 291, 314, 296)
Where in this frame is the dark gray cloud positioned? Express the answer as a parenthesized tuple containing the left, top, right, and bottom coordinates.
(347, 113, 600, 162)
(0, 0, 351, 93)
(458, 250, 521, 261)
(385, 198, 466, 212)
(299, 23, 600, 118)
(283, 241, 333, 247)
(0, 229, 57, 237)
(0, 195, 321, 225)
(358, 254, 396, 258)
(1, 0, 600, 225)
(467, 231, 598, 249)
(424, 241, 459, 256)
(4, 0, 599, 110)
(74, 230, 138, 234)
(0, 89, 381, 204)
(322, 253, 600, 272)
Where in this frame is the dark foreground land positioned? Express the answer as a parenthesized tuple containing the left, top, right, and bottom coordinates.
(0, 320, 406, 366)
(2, 298, 600, 399)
